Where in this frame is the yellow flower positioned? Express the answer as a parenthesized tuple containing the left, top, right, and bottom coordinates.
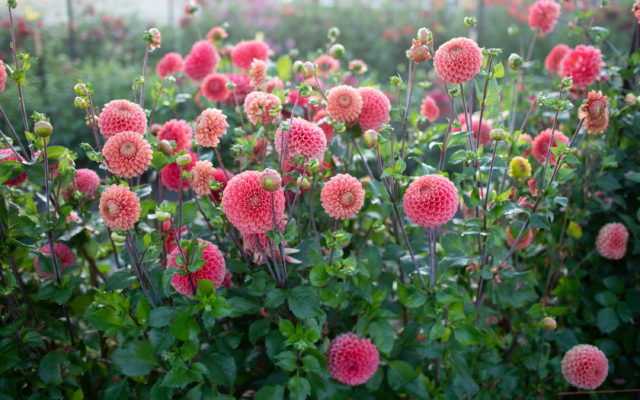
(509, 156, 532, 179)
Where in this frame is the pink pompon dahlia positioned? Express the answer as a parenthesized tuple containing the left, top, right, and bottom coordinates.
(454, 114, 494, 147)
(315, 54, 340, 77)
(206, 26, 228, 42)
(98, 99, 148, 138)
(161, 150, 198, 192)
(222, 73, 252, 105)
(0, 148, 27, 186)
(74, 168, 100, 199)
(0, 59, 6, 93)
(241, 217, 289, 264)
(188, 160, 215, 197)
(545, 44, 570, 74)
(222, 170, 286, 234)
(434, 37, 483, 84)
(561, 344, 608, 390)
(356, 87, 391, 132)
(156, 52, 184, 78)
(326, 85, 363, 123)
(34, 243, 76, 279)
(420, 95, 440, 123)
(313, 109, 334, 142)
(579, 90, 609, 134)
(167, 239, 227, 297)
(532, 128, 569, 165)
(162, 219, 187, 254)
(102, 131, 153, 178)
(194, 108, 228, 147)
(99, 184, 141, 230)
(560, 45, 604, 88)
(249, 59, 267, 90)
(244, 91, 282, 125)
(184, 40, 220, 81)
(321, 174, 365, 220)
(158, 119, 192, 152)
(403, 174, 459, 228)
(265, 77, 284, 93)
(595, 222, 628, 260)
(275, 117, 327, 166)
(201, 73, 230, 102)
(327, 332, 380, 386)
(231, 40, 270, 70)
(528, 0, 561, 36)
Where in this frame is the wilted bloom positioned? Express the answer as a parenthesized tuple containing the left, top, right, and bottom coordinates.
(147, 28, 161, 49)
(194, 108, 228, 147)
(579, 90, 609, 134)
(506, 225, 533, 250)
(259, 168, 282, 192)
(315, 54, 340, 77)
(320, 174, 365, 219)
(206, 26, 227, 42)
(327, 333, 379, 386)
(409, 39, 431, 63)
(348, 60, 367, 74)
(561, 344, 608, 390)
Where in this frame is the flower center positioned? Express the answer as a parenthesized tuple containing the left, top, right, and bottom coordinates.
(339, 95, 352, 107)
(105, 200, 119, 215)
(120, 142, 136, 157)
(341, 192, 354, 205)
(449, 46, 462, 56)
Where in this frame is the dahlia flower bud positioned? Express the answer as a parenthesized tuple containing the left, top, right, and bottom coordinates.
(292, 60, 304, 74)
(561, 76, 573, 89)
(150, 123, 161, 135)
(155, 211, 171, 221)
(417, 27, 432, 45)
(8, 0, 17, 9)
(542, 317, 557, 330)
(74, 83, 89, 96)
(74, 96, 87, 109)
(509, 156, 532, 179)
(489, 128, 506, 141)
(363, 129, 378, 148)
(302, 61, 315, 78)
(110, 231, 127, 244)
(145, 28, 161, 50)
(86, 116, 98, 128)
(184, 1, 198, 14)
(159, 140, 174, 156)
(624, 93, 637, 105)
(508, 25, 520, 36)
(568, 221, 582, 239)
(259, 168, 282, 192)
(464, 17, 477, 28)
(329, 44, 346, 59)
(327, 26, 340, 41)
(409, 40, 431, 63)
(176, 153, 192, 168)
(297, 176, 311, 190)
(34, 121, 53, 138)
(508, 53, 523, 70)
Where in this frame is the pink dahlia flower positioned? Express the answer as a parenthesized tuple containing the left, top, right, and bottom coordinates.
(156, 52, 184, 78)
(98, 99, 148, 139)
(99, 184, 141, 230)
(453, 114, 494, 147)
(595, 222, 628, 260)
(528, 0, 561, 36)
(34, 243, 76, 279)
(0, 148, 27, 186)
(420, 96, 440, 123)
(315, 54, 340, 77)
(157, 119, 192, 153)
(74, 168, 100, 199)
(561, 344, 608, 389)
(532, 128, 569, 165)
(327, 333, 380, 386)
(434, 37, 483, 84)
(403, 174, 459, 227)
(222, 73, 252, 105)
(231, 40, 270, 70)
(249, 59, 267, 90)
(188, 160, 215, 197)
(184, 40, 220, 81)
(579, 90, 609, 134)
(102, 131, 152, 178)
(206, 26, 227, 42)
(326, 85, 363, 123)
(211, 168, 232, 203)
(194, 108, 228, 147)
(560, 45, 604, 88)
(275, 117, 327, 166)
(313, 109, 334, 142)
(545, 44, 570, 74)
(161, 150, 197, 192)
(356, 87, 391, 132)
(162, 219, 187, 254)
(201, 73, 230, 102)
(167, 239, 226, 297)
(0, 59, 6, 92)
(320, 174, 365, 220)
(244, 91, 282, 126)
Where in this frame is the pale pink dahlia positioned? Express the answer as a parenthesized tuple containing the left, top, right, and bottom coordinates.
(249, 59, 267, 90)
(528, 0, 561, 36)
(231, 40, 270, 70)
(157, 119, 192, 152)
(0, 59, 6, 93)
(98, 99, 148, 138)
(532, 128, 569, 165)
(545, 44, 570, 74)
(222, 73, 252, 105)
(99, 184, 141, 230)
(102, 131, 152, 178)
(188, 160, 215, 197)
(326, 85, 363, 123)
(168, 239, 227, 297)
(315, 54, 340, 77)
(184, 40, 220, 81)
(403, 174, 459, 228)
(453, 114, 494, 147)
(275, 117, 327, 166)
(221, 170, 286, 234)
(0, 148, 27, 186)
(561, 344, 608, 390)
(206, 26, 227, 42)
(34, 243, 76, 279)
(327, 333, 380, 386)
(356, 87, 391, 132)
(595, 222, 628, 260)
(434, 37, 483, 84)
(74, 168, 100, 199)
(560, 45, 604, 88)
(194, 108, 228, 147)
(579, 90, 609, 134)
(156, 52, 184, 78)
(161, 150, 197, 192)
(321, 174, 365, 220)
(201, 73, 230, 102)
(420, 95, 440, 123)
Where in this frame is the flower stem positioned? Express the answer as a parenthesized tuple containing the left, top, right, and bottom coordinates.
(139, 44, 150, 107)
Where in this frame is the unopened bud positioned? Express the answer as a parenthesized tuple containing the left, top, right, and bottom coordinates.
(259, 168, 282, 192)
(150, 123, 161, 135)
(86, 116, 98, 128)
(363, 129, 378, 148)
(417, 27, 432, 45)
(74, 83, 89, 96)
(508, 53, 523, 70)
(184, 1, 198, 14)
(176, 153, 192, 167)
(292, 60, 304, 74)
(542, 317, 557, 331)
(147, 28, 161, 50)
(329, 44, 345, 59)
(156, 211, 171, 222)
(327, 26, 340, 41)
(8, 0, 17, 9)
(508, 25, 520, 36)
(568, 221, 582, 239)
(464, 17, 476, 28)
(490, 128, 506, 141)
(409, 40, 431, 63)
(34, 121, 53, 138)
(74, 96, 87, 109)
(302, 61, 315, 78)
(561, 76, 573, 89)
(297, 176, 310, 190)
(159, 140, 174, 156)
(110, 232, 127, 244)
(624, 92, 637, 105)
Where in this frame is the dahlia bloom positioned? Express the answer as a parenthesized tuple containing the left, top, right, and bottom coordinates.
(222, 170, 286, 234)
(327, 333, 380, 386)
(545, 44, 570, 74)
(162, 219, 187, 254)
(265, 77, 284, 93)
(184, 40, 220, 81)
(420, 95, 439, 123)
(595, 222, 628, 260)
(509, 156, 532, 179)
(211, 168, 232, 203)
(356, 87, 391, 132)
(561, 344, 608, 389)
(222, 73, 252, 105)
(157, 119, 192, 152)
(241, 218, 300, 265)
(434, 37, 483, 84)
(313, 109, 334, 142)
(326, 85, 363, 123)
(244, 91, 282, 125)
(249, 59, 267, 90)
(206, 26, 227, 42)
(315, 54, 340, 77)
(74, 168, 100, 199)
(403, 174, 459, 228)
(528, 0, 561, 36)
(99, 184, 141, 230)
(231, 40, 270, 70)
(167, 239, 227, 297)
(34, 243, 76, 279)
(560, 45, 604, 88)
(188, 160, 215, 197)
(194, 108, 228, 147)
(156, 52, 184, 78)
(98, 99, 148, 138)
(348, 59, 368, 75)
(201, 73, 230, 102)
(579, 90, 609, 134)
(532, 128, 569, 165)
(506, 226, 533, 250)
(0, 148, 27, 186)
(320, 174, 365, 220)
(275, 117, 327, 166)
(453, 114, 494, 147)
(102, 131, 153, 178)
(161, 150, 197, 192)
(0, 59, 6, 93)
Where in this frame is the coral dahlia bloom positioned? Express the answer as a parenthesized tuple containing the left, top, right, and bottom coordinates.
(102, 131, 152, 178)
(420, 95, 440, 123)
(528, 0, 561, 36)
(222, 73, 252, 105)
(194, 108, 228, 147)
(0, 59, 6, 93)
(403, 174, 459, 228)
(34, 243, 76, 279)
(327, 333, 379, 386)
(532, 128, 569, 165)
(184, 40, 220, 81)
(560, 45, 604, 88)
(356, 87, 391, 132)
(0, 148, 27, 186)
(315, 54, 340, 77)
(156, 52, 184, 78)
(162, 219, 187, 254)
(157, 119, 192, 152)
(249, 59, 267, 90)
(320, 174, 365, 220)
(434, 37, 483, 84)
(98, 99, 148, 138)
(244, 91, 282, 125)
(167, 239, 227, 297)
(326, 85, 363, 123)
(74, 168, 100, 199)
(222, 170, 286, 234)
(506, 226, 533, 250)
(595, 222, 628, 260)
(231, 40, 270, 70)
(188, 160, 216, 197)
(275, 117, 327, 166)
(545, 44, 570, 74)
(99, 184, 141, 230)
(453, 114, 494, 147)
(201, 73, 230, 102)
(161, 150, 197, 192)
(579, 90, 609, 134)
(561, 344, 608, 390)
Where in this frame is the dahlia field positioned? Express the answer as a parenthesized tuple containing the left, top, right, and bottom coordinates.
(0, 0, 639, 398)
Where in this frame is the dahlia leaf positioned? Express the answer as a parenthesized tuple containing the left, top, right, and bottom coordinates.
(111, 340, 157, 377)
